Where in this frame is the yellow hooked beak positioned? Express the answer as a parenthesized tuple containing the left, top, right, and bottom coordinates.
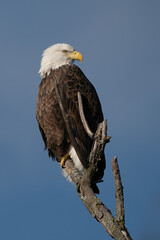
(68, 51, 83, 62)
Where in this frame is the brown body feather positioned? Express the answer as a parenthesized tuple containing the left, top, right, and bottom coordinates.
(36, 64, 105, 191)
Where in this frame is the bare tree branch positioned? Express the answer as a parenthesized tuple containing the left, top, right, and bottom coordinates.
(112, 156, 125, 225)
(112, 157, 132, 240)
(78, 92, 94, 139)
(65, 124, 132, 240)
(52, 74, 133, 240)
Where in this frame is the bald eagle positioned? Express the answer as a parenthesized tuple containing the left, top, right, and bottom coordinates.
(36, 43, 105, 193)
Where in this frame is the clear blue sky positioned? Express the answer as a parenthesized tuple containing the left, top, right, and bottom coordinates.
(0, 1, 160, 239)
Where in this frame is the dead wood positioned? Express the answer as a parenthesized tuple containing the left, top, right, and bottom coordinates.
(51, 74, 133, 240)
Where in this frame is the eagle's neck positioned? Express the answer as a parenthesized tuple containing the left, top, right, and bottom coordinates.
(39, 56, 74, 78)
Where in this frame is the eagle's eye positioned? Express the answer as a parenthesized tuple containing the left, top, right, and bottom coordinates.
(62, 50, 68, 54)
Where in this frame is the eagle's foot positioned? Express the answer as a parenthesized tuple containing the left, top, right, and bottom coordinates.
(60, 152, 70, 168)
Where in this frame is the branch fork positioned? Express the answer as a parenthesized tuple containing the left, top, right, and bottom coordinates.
(51, 74, 132, 240)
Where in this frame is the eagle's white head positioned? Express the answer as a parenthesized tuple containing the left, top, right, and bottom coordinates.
(39, 43, 83, 78)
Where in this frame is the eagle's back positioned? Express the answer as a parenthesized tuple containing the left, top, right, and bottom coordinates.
(36, 64, 105, 183)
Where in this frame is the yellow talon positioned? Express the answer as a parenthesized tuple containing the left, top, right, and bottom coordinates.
(60, 152, 70, 167)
